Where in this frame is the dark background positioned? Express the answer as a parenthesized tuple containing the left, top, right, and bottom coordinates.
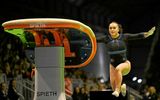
(0, 0, 160, 90)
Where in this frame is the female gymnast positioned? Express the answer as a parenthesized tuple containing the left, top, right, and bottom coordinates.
(97, 21, 156, 97)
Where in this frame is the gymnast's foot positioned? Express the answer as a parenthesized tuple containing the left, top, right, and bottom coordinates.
(121, 83, 126, 97)
(112, 91, 119, 97)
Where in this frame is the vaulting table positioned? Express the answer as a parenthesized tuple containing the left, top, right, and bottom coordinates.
(2, 18, 97, 100)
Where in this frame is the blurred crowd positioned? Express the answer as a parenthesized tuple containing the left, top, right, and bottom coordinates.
(64, 68, 110, 100)
(0, 33, 34, 100)
(140, 84, 160, 100)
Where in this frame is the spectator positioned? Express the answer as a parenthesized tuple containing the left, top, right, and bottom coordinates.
(0, 69, 7, 83)
(7, 79, 20, 100)
(98, 83, 107, 91)
(3, 62, 13, 79)
(72, 86, 81, 100)
(0, 82, 9, 100)
(143, 86, 158, 100)
(65, 75, 73, 100)
(80, 87, 88, 100)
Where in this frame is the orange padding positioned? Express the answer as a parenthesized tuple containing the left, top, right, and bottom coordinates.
(2, 18, 97, 68)
(59, 32, 75, 57)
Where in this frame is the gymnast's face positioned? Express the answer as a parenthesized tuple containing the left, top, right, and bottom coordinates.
(109, 22, 120, 37)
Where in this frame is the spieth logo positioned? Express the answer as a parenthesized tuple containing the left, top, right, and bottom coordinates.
(30, 23, 46, 28)
(37, 91, 57, 97)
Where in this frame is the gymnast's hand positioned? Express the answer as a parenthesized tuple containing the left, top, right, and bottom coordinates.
(144, 26, 156, 38)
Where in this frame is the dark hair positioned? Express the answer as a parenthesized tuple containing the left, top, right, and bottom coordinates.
(109, 21, 123, 34)
(8, 79, 16, 89)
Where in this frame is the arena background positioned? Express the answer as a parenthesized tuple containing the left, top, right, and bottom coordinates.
(0, 0, 160, 99)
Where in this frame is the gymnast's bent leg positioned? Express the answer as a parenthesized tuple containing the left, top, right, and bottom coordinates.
(110, 60, 131, 97)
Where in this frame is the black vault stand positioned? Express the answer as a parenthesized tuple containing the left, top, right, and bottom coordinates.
(90, 89, 128, 100)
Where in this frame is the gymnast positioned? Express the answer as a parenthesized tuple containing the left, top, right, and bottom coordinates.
(97, 21, 156, 97)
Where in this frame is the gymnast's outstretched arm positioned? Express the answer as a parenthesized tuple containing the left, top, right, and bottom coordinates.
(144, 26, 156, 38)
(124, 26, 156, 40)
